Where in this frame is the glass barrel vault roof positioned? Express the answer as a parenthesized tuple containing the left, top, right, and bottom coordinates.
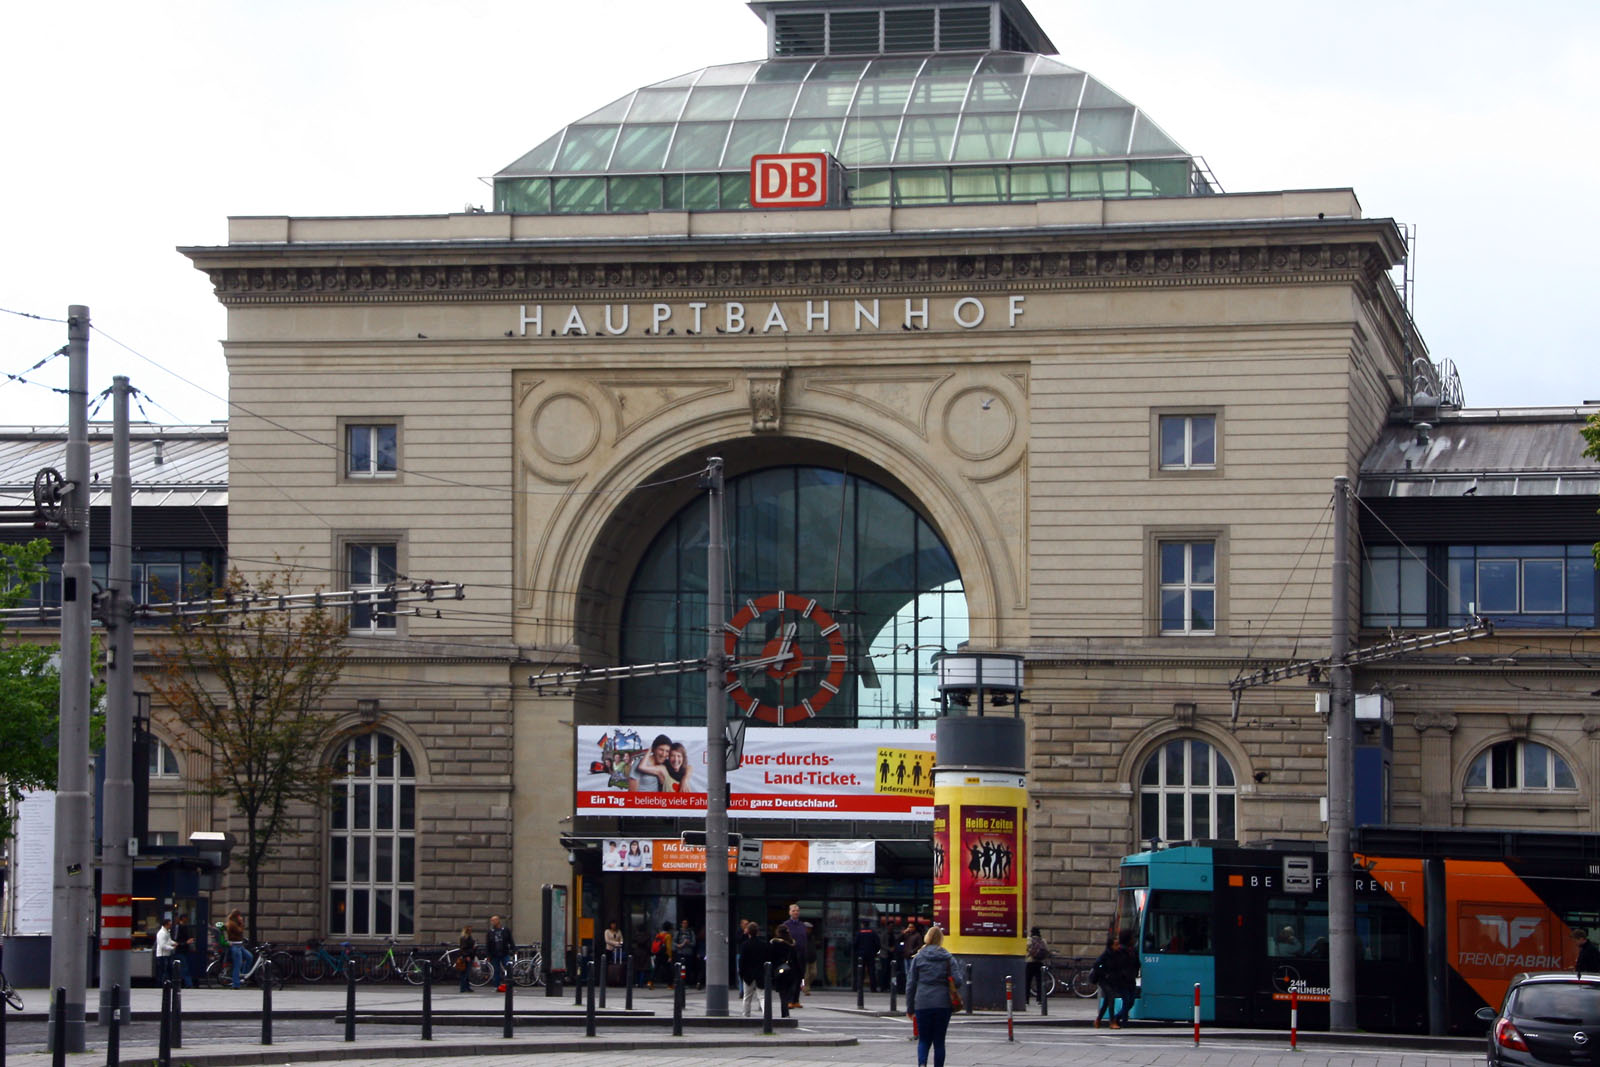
(496, 52, 1190, 180)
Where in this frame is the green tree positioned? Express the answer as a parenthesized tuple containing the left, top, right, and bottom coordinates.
(1586, 412, 1600, 567)
(0, 540, 65, 840)
(147, 567, 351, 939)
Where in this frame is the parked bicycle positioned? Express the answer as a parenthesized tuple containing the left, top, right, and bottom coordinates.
(1038, 955, 1099, 999)
(366, 938, 406, 983)
(1, 967, 22, 1010)
(301, 939, 367, 983)
(206, 941, 289, 989)
(509, 943, 545, 987)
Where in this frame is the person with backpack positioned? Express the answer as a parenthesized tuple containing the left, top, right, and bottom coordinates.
(1090, 933, 1116, 1027)
(648, 922, 673, 989)
(1024, 926, 1049, 1006)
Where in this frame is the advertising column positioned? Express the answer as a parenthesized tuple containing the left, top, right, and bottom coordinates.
(932, 652, 1027, 1010)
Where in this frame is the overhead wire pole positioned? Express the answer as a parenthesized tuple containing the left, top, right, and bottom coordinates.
(98, 376, 135, 1028)
(50, 306, 92, 1053)
(702, 457, 730, 1016)
(1225, 478, 1494, 1029)
(1328, 476, 1355, 1031)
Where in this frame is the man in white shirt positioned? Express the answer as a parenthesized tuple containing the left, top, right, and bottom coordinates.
(155, 917, 177, 982)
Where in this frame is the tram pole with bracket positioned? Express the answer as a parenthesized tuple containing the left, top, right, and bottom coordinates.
(701, 457, 730, 1016)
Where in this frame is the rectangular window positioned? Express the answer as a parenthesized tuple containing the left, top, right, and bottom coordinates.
(1158, 414, 1216, 470)
(348, 543, 398, 632)
(1361, 544, 1429, 628)
(345, 423, 397, 478)
(1159, 540, 1216, 634)
(1446, 545, 1595, 628)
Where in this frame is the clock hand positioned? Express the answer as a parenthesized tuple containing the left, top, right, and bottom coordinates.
(734, 622, 798, 672)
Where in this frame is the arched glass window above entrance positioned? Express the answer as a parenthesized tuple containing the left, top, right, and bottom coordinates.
(1138, 737, 1236, 846)
(622, 465, 966, 727)
(328, 731, 416, 938)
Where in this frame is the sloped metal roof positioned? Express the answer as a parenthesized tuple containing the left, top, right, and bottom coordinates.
(0, 424, 228, 509)
(1359, 407, 1600, 498)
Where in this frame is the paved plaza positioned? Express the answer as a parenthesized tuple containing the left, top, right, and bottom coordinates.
(0, 982, 1484, 1067)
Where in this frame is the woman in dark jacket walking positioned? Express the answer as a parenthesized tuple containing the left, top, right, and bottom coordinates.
(905, 924, 961, 1067)
(1106, 927, 1140, 1027)
(769, 925, 802, 1009)
(736, 920, 767, 1016)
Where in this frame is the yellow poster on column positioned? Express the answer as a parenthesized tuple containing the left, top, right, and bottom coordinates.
(933, 773, 1026, 956)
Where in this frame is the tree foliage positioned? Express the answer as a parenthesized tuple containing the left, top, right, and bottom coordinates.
(147, 566, 351, 938)
(1585, 412, 1600, 568)
(0, 540, 63, 840)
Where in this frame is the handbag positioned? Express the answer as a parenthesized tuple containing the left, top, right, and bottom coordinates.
(947, 974, 963, 1010)
(455, 955, 468, 972)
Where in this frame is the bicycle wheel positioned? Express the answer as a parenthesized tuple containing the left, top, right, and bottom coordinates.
(269, 951, 296, 985)
(1071, 968, 1099, 998)
(1039, 966, 1057, 998)
(402, 955, 428, 985)
(511, 958, 535, 987)
(3, 980, 24, 1011)
(345, 953, 369, 982)
(529, 949, 545, 986)
(301, 953, 328, 983)
(468, 955, 493, 988)
(368, 954, 393, 983)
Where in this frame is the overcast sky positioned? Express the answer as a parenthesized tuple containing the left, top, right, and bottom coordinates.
(2, 0, 1595, 428)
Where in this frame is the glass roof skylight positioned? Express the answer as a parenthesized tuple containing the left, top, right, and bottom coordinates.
(497, 52, 1188, 179)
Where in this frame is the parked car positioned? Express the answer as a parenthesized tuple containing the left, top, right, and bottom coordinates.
(1476, 971, 1600, 1066)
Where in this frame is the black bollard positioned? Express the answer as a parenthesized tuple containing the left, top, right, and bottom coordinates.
(422, 961, 433, 1041)
(585, 947, 597, 1038)
(857, 962, 865, 1009)
(574, 953, 584, 1006)
(504, 971, 515, 1039)
(156, 983, 171, 1067)
(965, 962, 974, 1015)
(344, 969, 356, 1042)
(762, 961, 773, 1035)
(599, 948, 607, 1008)
(1040, 963, 1048, 1016)
(624, 955, 634, 1010)
(105, 985, 120, 1067)
(889, 969, 898, 1015)
(1, 969, 7, 1067)
(171, 972, 183, 1048)
(261, 957, 273, 1044)
(672, 967, 685, 1036)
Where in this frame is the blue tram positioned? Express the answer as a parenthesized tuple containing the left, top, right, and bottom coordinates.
(1115, 828, 1600, 1034)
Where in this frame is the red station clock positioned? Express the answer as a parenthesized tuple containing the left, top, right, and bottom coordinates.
(722, 591, 849, 725)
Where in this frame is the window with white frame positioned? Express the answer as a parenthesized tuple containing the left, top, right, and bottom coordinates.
(1159, 540, 1216, 634)
(1464, 740, 1576, 792)
(328, 731, 415, 938)
(345, 423, 398, 478)
(1139, 738, 1236, 844)
(347, 543, 398, 632)
(1158, 414, 1216, 470)
(149, 740, 182, 778)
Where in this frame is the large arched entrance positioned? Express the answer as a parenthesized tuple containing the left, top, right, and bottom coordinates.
(620, 463, 967, 728)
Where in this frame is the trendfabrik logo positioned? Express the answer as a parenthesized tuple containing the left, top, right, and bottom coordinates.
(1478, 915, 1542, 950)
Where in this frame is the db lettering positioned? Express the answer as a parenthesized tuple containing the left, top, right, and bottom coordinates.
(751, 154, 829, 208)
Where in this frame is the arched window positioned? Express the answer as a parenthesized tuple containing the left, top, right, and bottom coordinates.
(621, 465, 966, 727)
(329, 731, 416, 938)
(1139, 738, 1236, 844)
(149, 740, 181, 778)
(1465, 740, 1576, 792)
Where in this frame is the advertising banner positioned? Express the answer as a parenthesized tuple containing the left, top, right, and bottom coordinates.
(576, 725, 935, 821)
(601, 838, 874, 874)
(933, 773, 1027, 954)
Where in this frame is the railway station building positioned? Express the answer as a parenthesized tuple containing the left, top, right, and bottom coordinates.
(8, 0, 1598, 979)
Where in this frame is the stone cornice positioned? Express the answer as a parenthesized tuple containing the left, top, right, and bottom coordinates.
(188, 231, 1392, 307)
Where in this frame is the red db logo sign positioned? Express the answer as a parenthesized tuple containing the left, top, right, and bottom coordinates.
(750, 153, 829, 208)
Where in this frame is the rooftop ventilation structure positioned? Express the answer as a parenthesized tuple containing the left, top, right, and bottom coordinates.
(754, 0, 1054, 58)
